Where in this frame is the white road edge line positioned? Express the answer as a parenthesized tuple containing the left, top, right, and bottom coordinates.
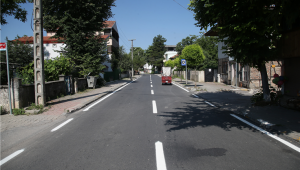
(155, 141, 167, 170)
(51, 118, 74, 132)
(205, 101, 217, 108)
(173, 82, 189, 92)
(151, 90, 154, 95)
(0, 149, 25, 166)
(83, 81, 133, 111)
(192, 94, 199, 98)
(231, 114, 300, 153)
(152, 100, 157, 114)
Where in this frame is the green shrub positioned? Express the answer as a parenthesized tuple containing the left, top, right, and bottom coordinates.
(13, 108, 25, 116)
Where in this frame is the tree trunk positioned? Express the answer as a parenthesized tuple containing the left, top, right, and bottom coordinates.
(259, 64, 271, 101)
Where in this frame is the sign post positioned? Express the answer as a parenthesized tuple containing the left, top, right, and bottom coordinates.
(181, 59, 187, 85)
(1, 42, 12, 115)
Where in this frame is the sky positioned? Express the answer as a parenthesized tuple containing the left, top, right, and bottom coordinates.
(1, 0, 206, 53)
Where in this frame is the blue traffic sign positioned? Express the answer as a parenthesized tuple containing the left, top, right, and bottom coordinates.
(181, 59, 186, 66)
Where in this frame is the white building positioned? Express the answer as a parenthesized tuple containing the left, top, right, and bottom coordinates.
(163, 45, 178, 62)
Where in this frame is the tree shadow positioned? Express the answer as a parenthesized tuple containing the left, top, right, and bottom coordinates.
(159, 100, 258, 132)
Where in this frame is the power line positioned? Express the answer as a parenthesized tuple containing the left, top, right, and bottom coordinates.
(171, 0, 194, 14)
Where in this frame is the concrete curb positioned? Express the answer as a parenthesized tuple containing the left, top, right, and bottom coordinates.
(62, 77, 139, 115)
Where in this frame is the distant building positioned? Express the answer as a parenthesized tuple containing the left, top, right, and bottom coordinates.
(163, 45, 177, 62)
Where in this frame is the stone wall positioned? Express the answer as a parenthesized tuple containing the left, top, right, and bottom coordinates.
(0, 85, 10, 113)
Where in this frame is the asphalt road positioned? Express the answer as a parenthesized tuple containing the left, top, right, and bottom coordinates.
(1, 74, 300, 170)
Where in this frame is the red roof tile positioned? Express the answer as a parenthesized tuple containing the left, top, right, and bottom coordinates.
(103, 21, 115, 28)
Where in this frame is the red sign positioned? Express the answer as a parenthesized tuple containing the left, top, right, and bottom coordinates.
(0, 43, 6, 49)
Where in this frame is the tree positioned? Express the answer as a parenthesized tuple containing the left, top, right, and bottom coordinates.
(132, 47, 146, 71)
(164, 59, 174, 69)
(176, 34, 218, 70)
(181, 44, 205, 69)
(145, 35, 167, 71)
(188, 0, 300, 101)
(0, 36, 33, 84)
(176, 35, 198, 55)
(43, 0, 115, 77)
(1, 0, 33, 25)
(118, 46, 132, 73)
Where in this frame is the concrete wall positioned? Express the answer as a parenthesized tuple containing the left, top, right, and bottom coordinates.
(0, 77, 88, 112)
(174, 71, 205, 82)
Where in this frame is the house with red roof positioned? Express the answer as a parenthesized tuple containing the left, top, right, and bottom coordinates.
(13, 21, 119, 72)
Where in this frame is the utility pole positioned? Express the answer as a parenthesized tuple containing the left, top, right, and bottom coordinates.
(33, 0, 46, 105)
(129, 39, 136, 80)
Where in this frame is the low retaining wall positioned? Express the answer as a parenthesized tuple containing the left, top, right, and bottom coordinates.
(0, 76, 88, 112)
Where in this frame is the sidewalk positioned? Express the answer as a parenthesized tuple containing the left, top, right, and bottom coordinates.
(1, 76, 141, 132)
(172, 78, 300, 143)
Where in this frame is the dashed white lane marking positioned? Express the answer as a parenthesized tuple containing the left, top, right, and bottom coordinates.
(0, 149, 24, 166)
(151, 82, 152, 84)
(151, 90, 154, 94)
(152, 100, 157, 114)
(231, 114, 300, 153)
(151, 85, 153, 87)
(155, 141, 167, 170)
(173, 83, 189, 92)
(51, 118, 73, 132)
(83, 79, 137, 111)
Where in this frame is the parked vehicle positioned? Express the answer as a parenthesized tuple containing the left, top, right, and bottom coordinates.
(161, 67, 172, 85)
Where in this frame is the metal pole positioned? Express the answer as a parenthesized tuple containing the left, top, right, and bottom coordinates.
(128, 39, 136, 80)
(236, 61, 238, 87)
(186, 61, 187, 85)
(5, 42, 13, 115)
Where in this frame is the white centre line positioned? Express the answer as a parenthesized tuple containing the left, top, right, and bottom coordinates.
(151, 85, 153, 87)
(152, 100, 157, 114)
(155, 141, 167, 170)
(231, 114, 300, 153)
(151, 90, 154, 94)
(0, 149, 24, 166)
(51, 118, 73, 132)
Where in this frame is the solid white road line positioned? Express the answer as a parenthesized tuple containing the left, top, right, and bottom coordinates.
(155, 141, 167, 170)
(151, 85, 153, 87)
(205, 101, 217, 108)
(173, 83, 189, 92)
(152, 100, 157, 114)
(192, 94, 199, 98)
(0, 149, 24, 166)
(83, 81, 134, 111)
(231, 114, 300, 153)
(51, 118, 73, 132)
(151, 90, 154, 95)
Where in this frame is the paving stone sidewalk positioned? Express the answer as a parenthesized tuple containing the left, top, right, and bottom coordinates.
(0, 76, 140, 133)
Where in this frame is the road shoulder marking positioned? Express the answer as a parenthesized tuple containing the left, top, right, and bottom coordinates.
(173, 82, 189, 92)
(231, 114, 300, 153)
(155, 141, 167, 170)
(193, 94, 216, 108)
(0, 149, 24, 166)
(51, 118, 73, 132)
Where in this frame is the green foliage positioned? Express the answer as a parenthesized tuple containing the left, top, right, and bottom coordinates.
(189, 0, 300, 101)
(132, 47, 146, 71)
(27, 103, 44, 110)
(1, 36, 33, 85)
(181, 44, 205, 69)
(13, 108, 25, 116)
(145, 35, 167, 70)
(164, 59, 175, 69)
(17, 55, 74, 84)
(118, 46, 132, 72)
(43, 0, 115, 76)
(176, 35, 198, 55)
(1, 0, 33, 25)
(44, 55, 74, 81)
